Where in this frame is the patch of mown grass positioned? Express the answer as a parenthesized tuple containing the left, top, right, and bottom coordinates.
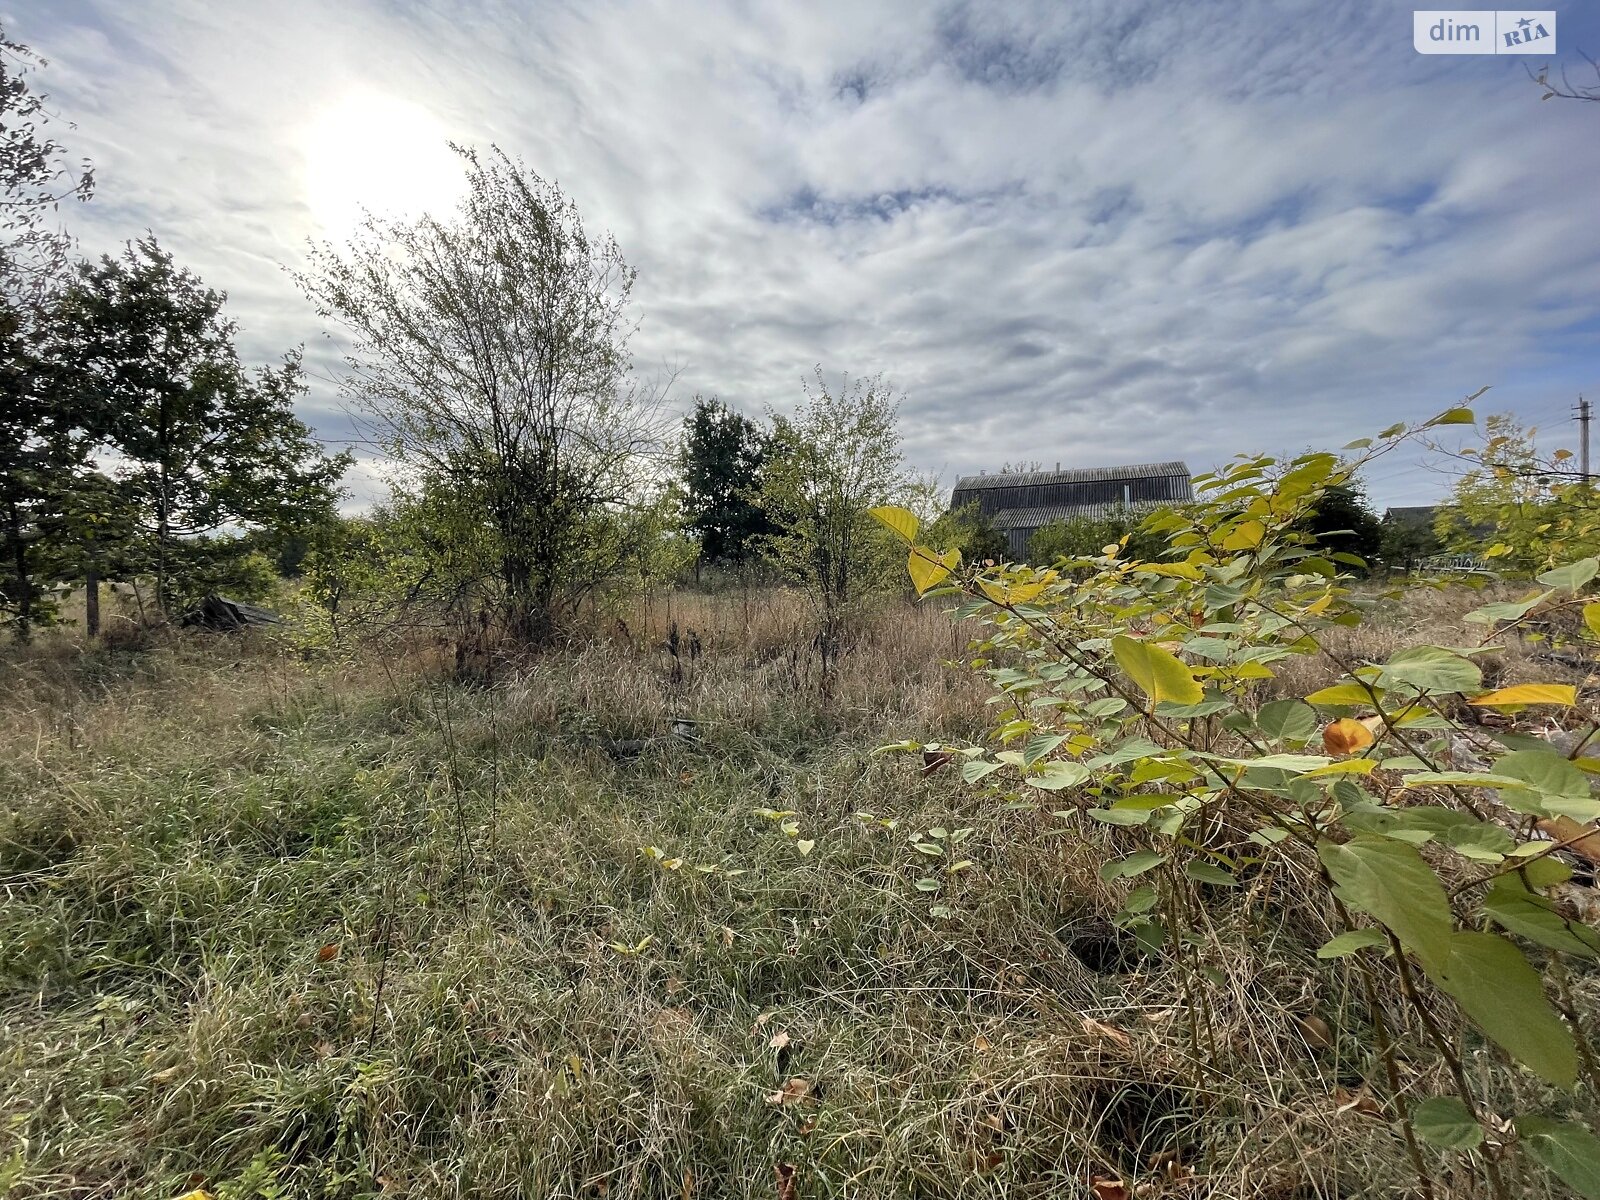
(3, 607, 1551, 1198)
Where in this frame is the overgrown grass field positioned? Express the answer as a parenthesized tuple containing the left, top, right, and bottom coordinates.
(1, 588, 1593, 1198)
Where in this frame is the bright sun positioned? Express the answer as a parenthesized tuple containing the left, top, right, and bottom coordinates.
(302, 90, 465, 242)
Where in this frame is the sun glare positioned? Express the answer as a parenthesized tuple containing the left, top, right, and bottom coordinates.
(302, 90, 464, 242)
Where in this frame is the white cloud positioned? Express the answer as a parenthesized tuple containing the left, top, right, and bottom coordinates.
(15, 0, 1600, 510)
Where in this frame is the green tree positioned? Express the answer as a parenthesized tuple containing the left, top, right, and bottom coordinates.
(872, 401, 1600, 1200)
(1295, 480, 1383, 570)
(1437, 413, 1599, 572)
(0, 25, 95, 637)
(1028, 507, 1165, 564)
(296, 146, 666, 641)
(1378, 509, 1443, 573)
(53, 238, 348, 617)
(677, 395, 773, 571)
(927, 500, 1009, 565)
(761, 370, 906, 646)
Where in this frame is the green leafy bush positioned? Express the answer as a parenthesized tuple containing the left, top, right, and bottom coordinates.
(875, 404, 1600, 1199)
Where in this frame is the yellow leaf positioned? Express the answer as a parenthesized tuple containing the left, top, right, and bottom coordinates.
(1469, 684, 1577, 709)
(976, 578, 1007, 604)
(1101, 543, 1121, 558)
(1306, 682, 1377, 707)
(175, 1192, 216, 1200)
(908, 546, 960, 595)
(1307, 758, 1379, 778)
(1322, 718, 1374, 756)
(1007, 581, 1047, 604)
(1221, 520, 1266, 551)
(1584, 602, 1600, 640)
(1303, 593, 1333, 617)
(1111, 635, 1203, 706)
(1133, 562, 1203, 580)
(1233, 661, 1276, 680)
(869, 505, 919, 543)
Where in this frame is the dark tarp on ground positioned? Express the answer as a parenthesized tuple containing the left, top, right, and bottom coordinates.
(181, 595, 284, 631)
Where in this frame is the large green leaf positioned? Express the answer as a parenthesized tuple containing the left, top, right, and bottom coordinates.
(1535, 557, 1600, 593)
(1317, 928, 1388, 958)
(1317, 836, 1453, 970)
(1412, 1096, 1483, 1150)
(1516, 1117, 1600, 1199)
(1022, 733, 1068, 767)
(1100, 850, 1166, 882)
(1342, 806, 1513, 860)
(1257, 698, 1319, 743)
(1495, 749, 1590, 800)
(1427, 931, 1577, 1087)
(1484, 875, 1600, 959)
(1377, 646, 1482, 695)
(1027, 761, 1091, 791)
(1184, 860, 1237, 886)
(1111, 635, 1203, 706)
(1463, 590, 1552, 625)
(960, 759, 1002, 783)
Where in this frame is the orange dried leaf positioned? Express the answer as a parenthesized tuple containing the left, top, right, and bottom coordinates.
(1295, 1014, 1334, 1050)
(1322, 718, 1374, 757)
(316, 942, 340, 963)
(1090, 1176, 1131, 1200)
(1333, 1085, 1384, 1117)
(766, 1077, 810, 1105)
(1537, 816, 1600, 865)
(965, 1150, 1005, 1174)
(1082, 1018, 1133, 1048)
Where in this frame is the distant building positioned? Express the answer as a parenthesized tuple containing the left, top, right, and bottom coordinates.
(1380, 505, 1440, 531)
(951, 461, 1195, 556)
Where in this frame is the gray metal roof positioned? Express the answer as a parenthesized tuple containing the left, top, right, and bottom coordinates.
(953, 461, 1191, 492)
(1382, 505, 1439, 526)
(986, 499, 1173, 531)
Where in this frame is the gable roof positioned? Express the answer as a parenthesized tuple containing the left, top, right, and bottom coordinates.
(952, 461, 1191, 492)
(1382, 505, 1439, 527)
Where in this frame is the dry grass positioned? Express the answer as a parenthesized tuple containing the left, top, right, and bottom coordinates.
(0, 584, 1593, 1199)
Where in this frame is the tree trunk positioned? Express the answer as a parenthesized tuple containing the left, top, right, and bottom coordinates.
(6, 499, 32, 640)
(85, 568, 100, 638)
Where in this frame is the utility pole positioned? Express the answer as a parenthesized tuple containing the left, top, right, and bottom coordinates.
(1579, 395, 1592, 484)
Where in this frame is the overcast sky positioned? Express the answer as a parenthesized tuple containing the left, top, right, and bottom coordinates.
(12, 0, 1600, 508)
